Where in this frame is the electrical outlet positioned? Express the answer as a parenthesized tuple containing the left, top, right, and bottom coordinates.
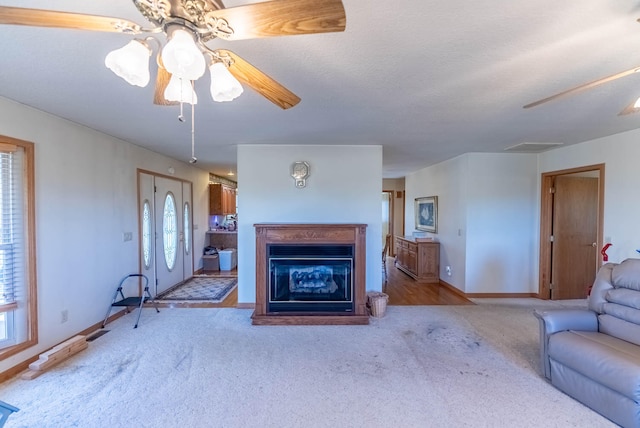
(61, 309, 68, 323)
(445, 266, 452, 276)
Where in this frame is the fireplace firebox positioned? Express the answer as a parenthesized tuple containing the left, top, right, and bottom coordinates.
(268, 244, 353, 313)
(253, 224, 369, 325)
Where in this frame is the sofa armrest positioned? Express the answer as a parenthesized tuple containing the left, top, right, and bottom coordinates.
(534, 309, 598, 334)
(533, 309, 598, 379)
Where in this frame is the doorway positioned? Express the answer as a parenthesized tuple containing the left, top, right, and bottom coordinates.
(539, 164, 604, 300)
(382, 191, 393, 252)
(138, 170, 194, 296)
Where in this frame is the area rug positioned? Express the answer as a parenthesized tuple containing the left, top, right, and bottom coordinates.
(155, 276, 237, 302)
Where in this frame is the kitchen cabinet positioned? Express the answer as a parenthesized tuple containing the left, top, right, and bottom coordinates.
(394, 236, 439, 282)
(209, 183, 236, 215)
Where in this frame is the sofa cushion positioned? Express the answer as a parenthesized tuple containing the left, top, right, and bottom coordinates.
(588, 262, 615, 313)
(604, 302, 640, 325)
(548, 330, 640, 401)
(612, 258, 640, 291)
(599, 314, 640, 347)
(606, 288, 640, 310)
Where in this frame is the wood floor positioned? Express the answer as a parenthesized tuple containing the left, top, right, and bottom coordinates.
(383, 257, 474, 305)
(152, 259, 473, 309)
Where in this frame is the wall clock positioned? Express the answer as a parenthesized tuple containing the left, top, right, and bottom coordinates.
(290, 161, 310, 188)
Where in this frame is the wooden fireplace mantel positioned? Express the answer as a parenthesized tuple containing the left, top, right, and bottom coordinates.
(252, 223, 369, 325)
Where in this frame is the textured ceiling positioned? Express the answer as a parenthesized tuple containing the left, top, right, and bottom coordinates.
(1, 0, 640, 178)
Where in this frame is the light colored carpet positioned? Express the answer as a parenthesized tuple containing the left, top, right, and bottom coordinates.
(0, 299, 615, 427)
(155, 276, 237, 302)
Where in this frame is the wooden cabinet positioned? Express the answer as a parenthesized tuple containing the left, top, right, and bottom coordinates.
(394, 236, 439, 282)
(209, 183, 236, 215)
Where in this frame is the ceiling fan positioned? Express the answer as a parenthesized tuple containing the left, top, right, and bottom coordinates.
(0, 0, 347, 109)
(523, 63, 640, 116)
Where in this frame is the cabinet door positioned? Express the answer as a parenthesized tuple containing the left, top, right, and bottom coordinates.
(210, 184, 237, 215)
(407, 246, 417, 274)
(209, 184, 223, 214)
(395, 239, 405, 267)
(417, 243, 440, 281)
(223, 187, 236, 214)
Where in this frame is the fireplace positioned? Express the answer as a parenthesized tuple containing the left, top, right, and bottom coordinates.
(253, 224, 369, 325)
(268, 244, 353, 313)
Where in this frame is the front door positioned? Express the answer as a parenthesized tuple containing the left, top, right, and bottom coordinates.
(550, 175, 599, 299)
(138, 171, 194, 296)
(155, 176, 185, 295)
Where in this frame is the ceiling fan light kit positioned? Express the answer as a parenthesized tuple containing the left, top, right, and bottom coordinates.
(104, 39, 151, 87)
(160, 26, 206, 80)
(209, 62, 243, 102)
(164, 75, 198, 104)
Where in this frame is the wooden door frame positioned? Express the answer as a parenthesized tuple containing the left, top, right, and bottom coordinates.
(538, 163, 605, 299)
(382, 190, 395, 256)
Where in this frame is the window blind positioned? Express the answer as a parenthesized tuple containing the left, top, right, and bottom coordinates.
(0, 144, 23, 310)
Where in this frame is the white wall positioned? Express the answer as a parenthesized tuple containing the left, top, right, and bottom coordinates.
(539, 129, 640, 264)
(0, 96, 210, 372)
(464, 154, 538, 293)
(405, 156, 468, 290)
(237, 145, 383, 305)
(405, 153, 537, 294)
(405, 130, 640, 296)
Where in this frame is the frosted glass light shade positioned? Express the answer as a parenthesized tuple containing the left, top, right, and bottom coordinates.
(161, 29, 206, 81)
(634, 96, 640, 109)
(164, 75, 198, 105)
(209, 62, 243, 102)
(105, 40, 151, 87)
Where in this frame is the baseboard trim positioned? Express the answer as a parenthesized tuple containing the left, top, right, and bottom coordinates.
(0, 310, 126, 384)
(438, 280, 468, 300)
(236, 303, 255, 310)
(438, 280, 537, 300)
(465, 292, 538, 298)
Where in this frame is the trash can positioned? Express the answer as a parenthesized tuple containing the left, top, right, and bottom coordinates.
(219, 248, 237, 271)
(202, 254, 219, 271)
(367, 291, 389, 318)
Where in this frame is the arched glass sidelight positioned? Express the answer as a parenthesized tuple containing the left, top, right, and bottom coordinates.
(184, 202, 191, 255)
(142, 200, 152, 269)
(163, 192, 178, 271)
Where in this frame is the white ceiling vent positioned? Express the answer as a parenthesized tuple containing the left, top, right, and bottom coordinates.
(504, 142, 563, 153)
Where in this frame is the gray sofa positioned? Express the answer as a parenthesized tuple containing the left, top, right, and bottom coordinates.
(535, 258, 640, 428)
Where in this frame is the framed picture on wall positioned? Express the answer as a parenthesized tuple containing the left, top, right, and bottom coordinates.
(415, 196, 438, 233)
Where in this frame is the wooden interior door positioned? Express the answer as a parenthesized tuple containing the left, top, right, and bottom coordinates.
(551, 176, 598, 299)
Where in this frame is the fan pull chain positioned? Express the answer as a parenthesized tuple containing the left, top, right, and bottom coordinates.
(189, 80, 197, 164)
(178, 77, 185, 122)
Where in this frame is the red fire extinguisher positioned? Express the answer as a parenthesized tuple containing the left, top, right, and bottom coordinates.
(601, 243, 612, 262)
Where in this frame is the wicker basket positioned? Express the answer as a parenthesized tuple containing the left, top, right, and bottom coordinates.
(367, 292, 389, 318)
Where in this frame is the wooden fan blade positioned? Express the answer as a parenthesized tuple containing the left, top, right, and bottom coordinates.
(0, 6, 142, 33)
(153, 59, 178, 106)
(208, 0, 345, 40)
(218, 49, 300, 109)
(523, 66, 640, 109)
(618, 98, 640, 116)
